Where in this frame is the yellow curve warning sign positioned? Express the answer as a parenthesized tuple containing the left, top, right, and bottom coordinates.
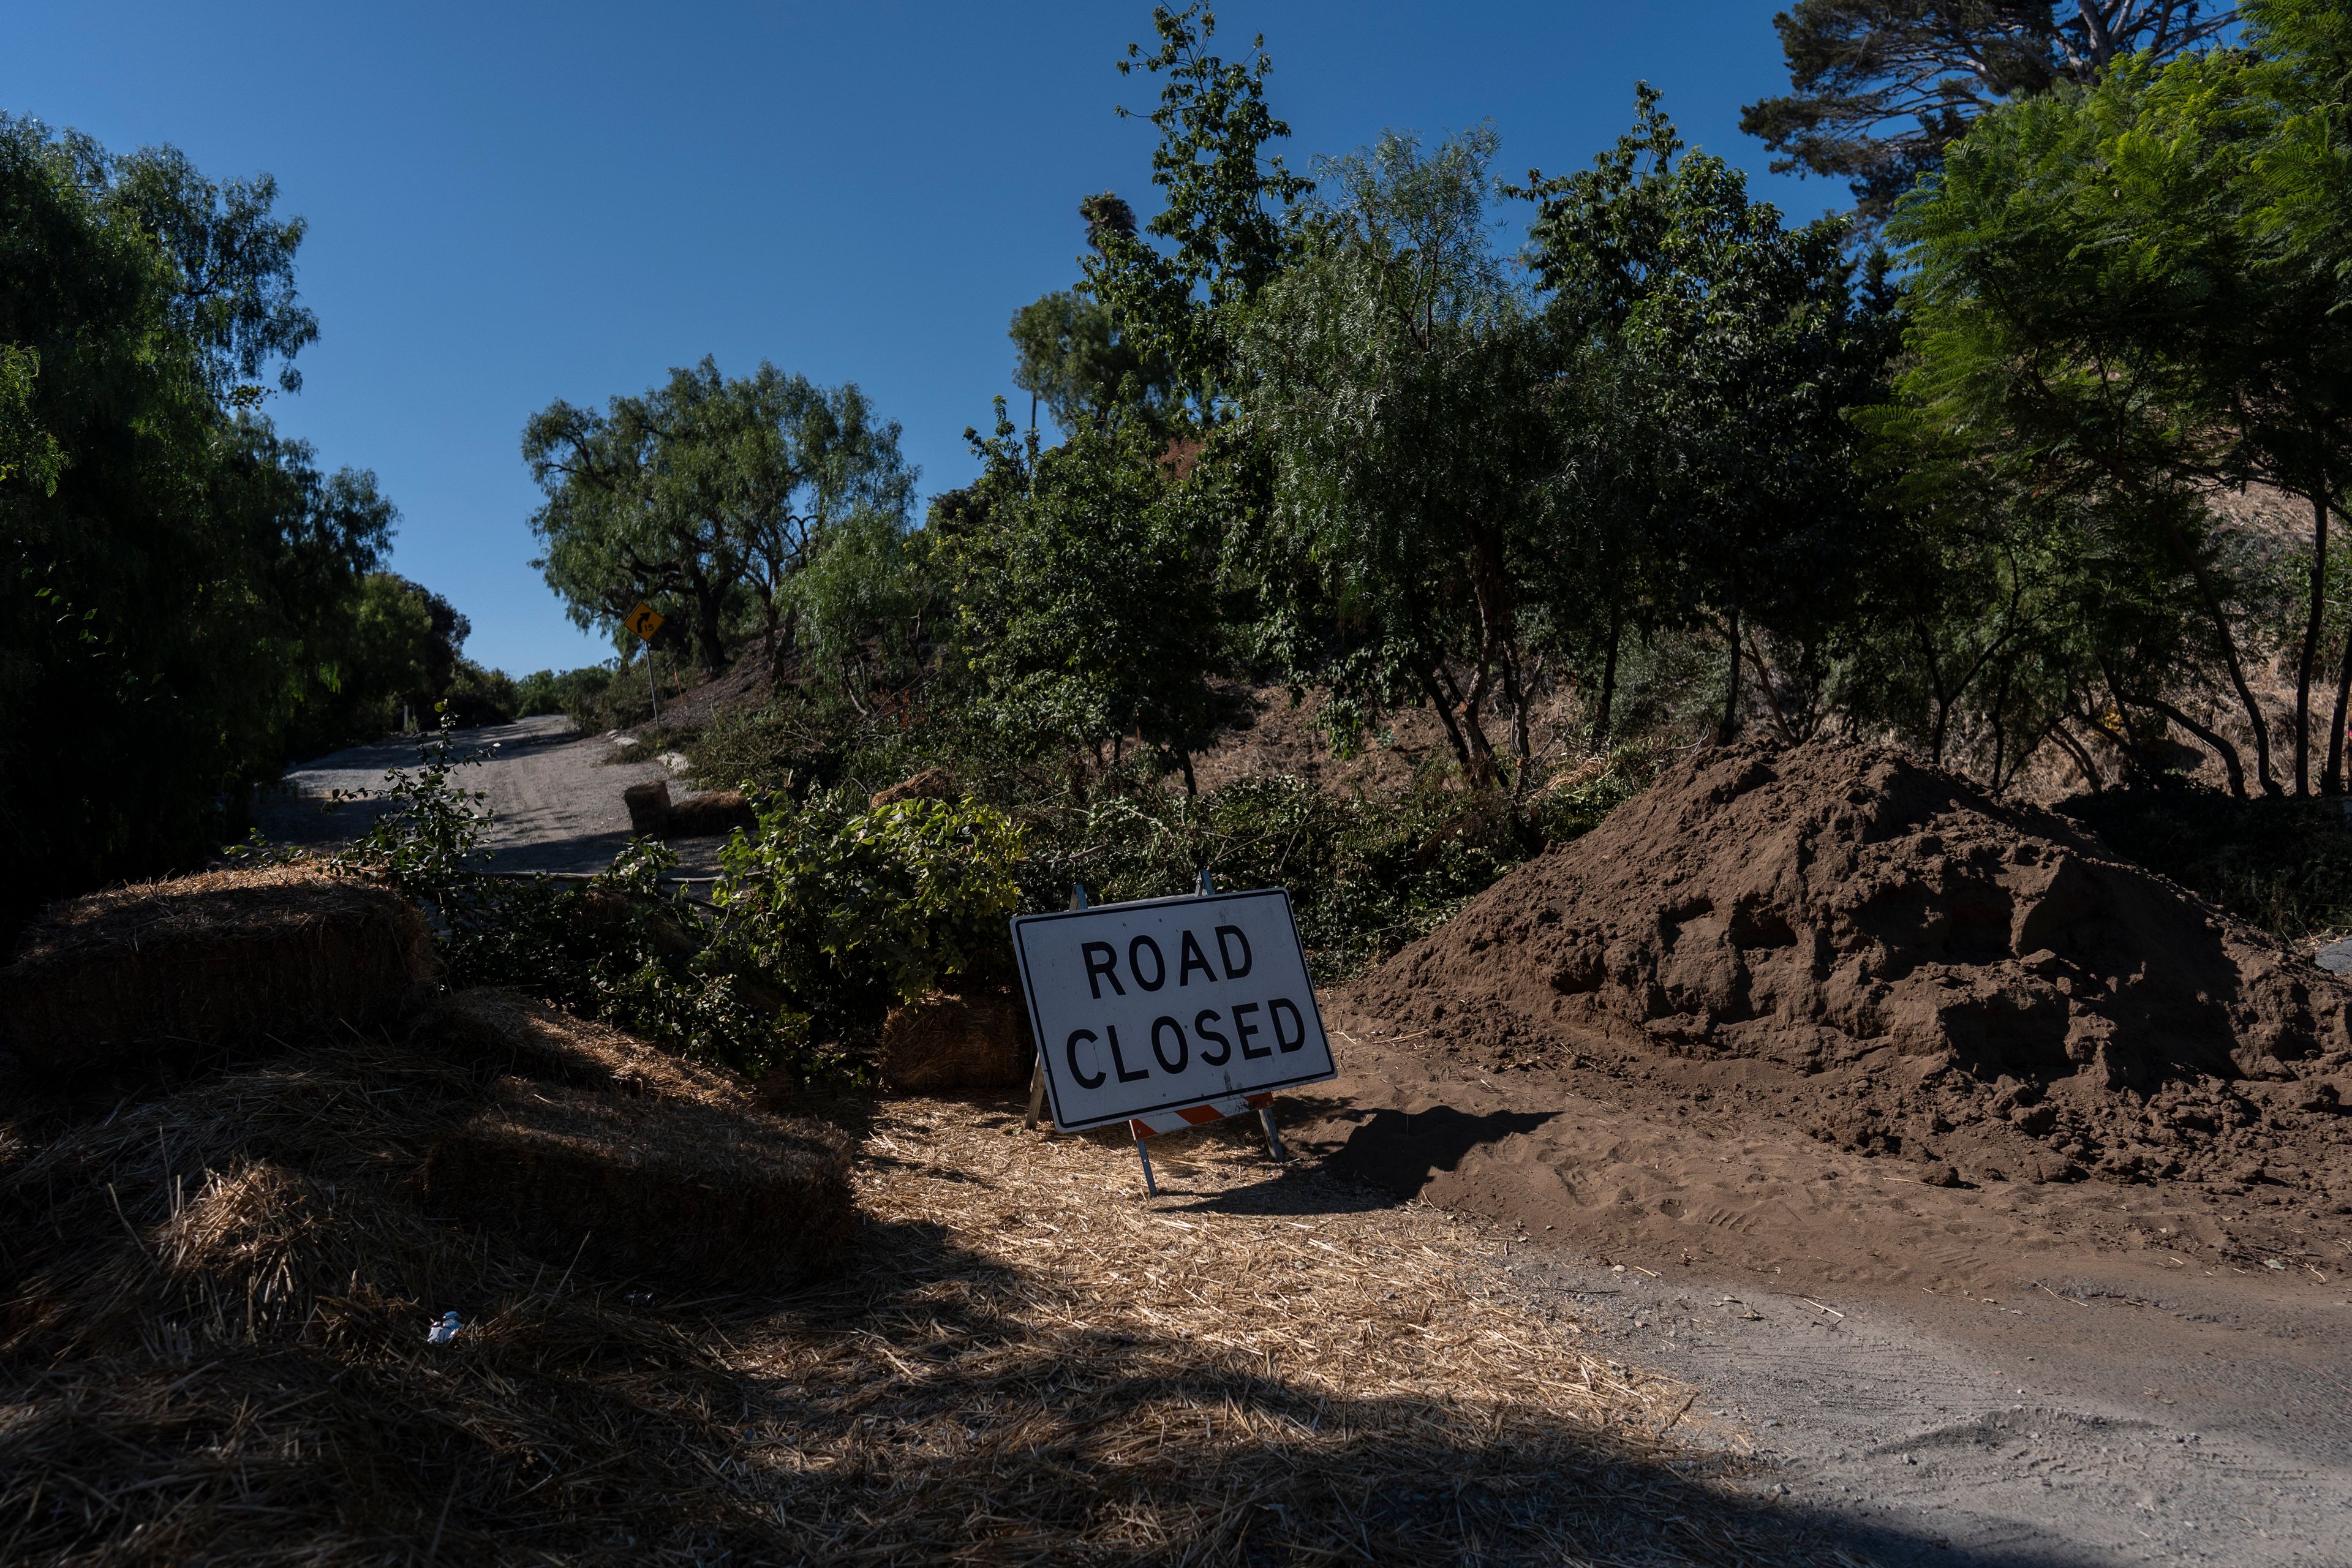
(623, 602, 665, 643)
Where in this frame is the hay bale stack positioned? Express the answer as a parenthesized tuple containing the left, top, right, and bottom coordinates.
(624, 780, 672, 836)
(0, 865, 434, 1074)
(423, 1081, 853, 1286)
(878, 990, 1031, 1092)
(426, 987, 743, 1103)
(869, 767, 955, 810)
(664, 788, 755, 838)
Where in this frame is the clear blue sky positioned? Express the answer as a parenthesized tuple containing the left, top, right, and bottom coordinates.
(8, 2, 1837, 676)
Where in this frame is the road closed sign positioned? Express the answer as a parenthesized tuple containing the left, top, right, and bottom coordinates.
(1012, 888, 1337, 1133)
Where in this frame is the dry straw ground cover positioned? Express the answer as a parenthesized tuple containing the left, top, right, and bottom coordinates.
(734, 1096, 1864, 1566)
(2, 1007, 1853, 1564)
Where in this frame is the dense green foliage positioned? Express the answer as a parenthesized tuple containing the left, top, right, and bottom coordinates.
(32, 0, 2352, 1049)
(715, 790, 1026, 1039)
(566, 1, 2352, 989)
(1877, 0, 2352, 797)
(0, 117, 492, 933)
(1740, 1, 2236, 220)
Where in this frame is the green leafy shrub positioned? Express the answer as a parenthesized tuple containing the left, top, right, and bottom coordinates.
(1013, 758, 1627, 981)
(714, 790, 1027, 1042)
(281, 714, 824, 1080)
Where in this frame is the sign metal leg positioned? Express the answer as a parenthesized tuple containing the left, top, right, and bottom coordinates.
(1023, 1058, 1047, 1131)
(1259, 1104, 1288, 1163)
(1134, 1131, 1159, 1197)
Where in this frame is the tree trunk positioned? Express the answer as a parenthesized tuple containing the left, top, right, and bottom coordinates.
(1442, 660, 1499, 788)
(2052, 723, 2105, 793)
(2296, 485, 2331, 796)
(2328, 622, 2352, 794)
(2139, 695, 2248, 799)
(1419, 668, 1475, 773)
(1716, 600, 1742, 745)
(2166, 521, 2278, 794)
(1460, 529, 1512, 788)
(1591, 607, 1622, 749)
(688, 569, 729, 674)
(1499, 644, 1532, 769)
(1745, 631, 1798, 743)
(1913, 618, 1953, 763)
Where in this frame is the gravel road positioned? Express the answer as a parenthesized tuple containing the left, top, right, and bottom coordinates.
(1284, 1046, 2352, 1567)
(255, 715, 725, 875)
(1498, 1242, 2352, 1566)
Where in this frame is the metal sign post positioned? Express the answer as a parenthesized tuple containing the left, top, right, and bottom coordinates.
(1011, 872, 1337, 1196)
(623, 601, 666, 722)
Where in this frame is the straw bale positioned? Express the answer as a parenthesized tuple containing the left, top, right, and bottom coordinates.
(424, 986, 745, 1105)
(0, 864, 434, 1074)
(868, 766, 954, 809)
(876, 987, 1030, 1092)
(422, 1080, 853, 1286)
(0, 1031, 808, 1563)
(0, 1019, 1855, 1565)
(663, 787, 755, 838)
(623, 778, 671, 835)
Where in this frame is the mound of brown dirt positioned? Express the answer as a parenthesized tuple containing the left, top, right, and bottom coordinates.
(0, 865, 434, 1076)
(1347, 741, 2352, 1191)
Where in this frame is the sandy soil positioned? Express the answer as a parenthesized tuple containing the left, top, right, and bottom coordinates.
(1268, 739, 2352, 1559)
(254, 715, 726, 875)
(1267, 1030, 2352, 1564)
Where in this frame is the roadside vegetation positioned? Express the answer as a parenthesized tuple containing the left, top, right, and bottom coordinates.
(17, 1, 2352, 973)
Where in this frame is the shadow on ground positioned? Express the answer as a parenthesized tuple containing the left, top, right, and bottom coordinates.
(1319, 1104, 1561, 1197)
(725, 1208, 2064, 1567)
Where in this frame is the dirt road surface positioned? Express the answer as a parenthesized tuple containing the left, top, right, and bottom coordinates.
(255, 715, 725, 874)
(1280, 1035, 2352, 1566)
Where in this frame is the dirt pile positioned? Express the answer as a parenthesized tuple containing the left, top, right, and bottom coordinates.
(1348, 741, 2352, 1192)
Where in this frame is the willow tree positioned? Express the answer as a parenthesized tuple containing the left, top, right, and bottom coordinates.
(1242, 127, 1551, 783)
(525, 360, 911, 673)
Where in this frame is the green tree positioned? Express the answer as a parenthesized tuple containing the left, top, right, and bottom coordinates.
(1890, 11, 2352, 793)
(944, 402, 1230, 790)
(1521, 91, 1897, 745)
(0, 116, 393, 925)
(1243, 126, 1550, 782)
(1010, 195, 1178, 436)
(524, 359, 911, 673)
(787, 505, 934, 714)
(1741, 1, 2236, 221)
(1083, 3, 1313, 419)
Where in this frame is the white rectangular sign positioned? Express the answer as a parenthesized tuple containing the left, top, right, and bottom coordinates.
(1012, 888, 1338, 1132)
